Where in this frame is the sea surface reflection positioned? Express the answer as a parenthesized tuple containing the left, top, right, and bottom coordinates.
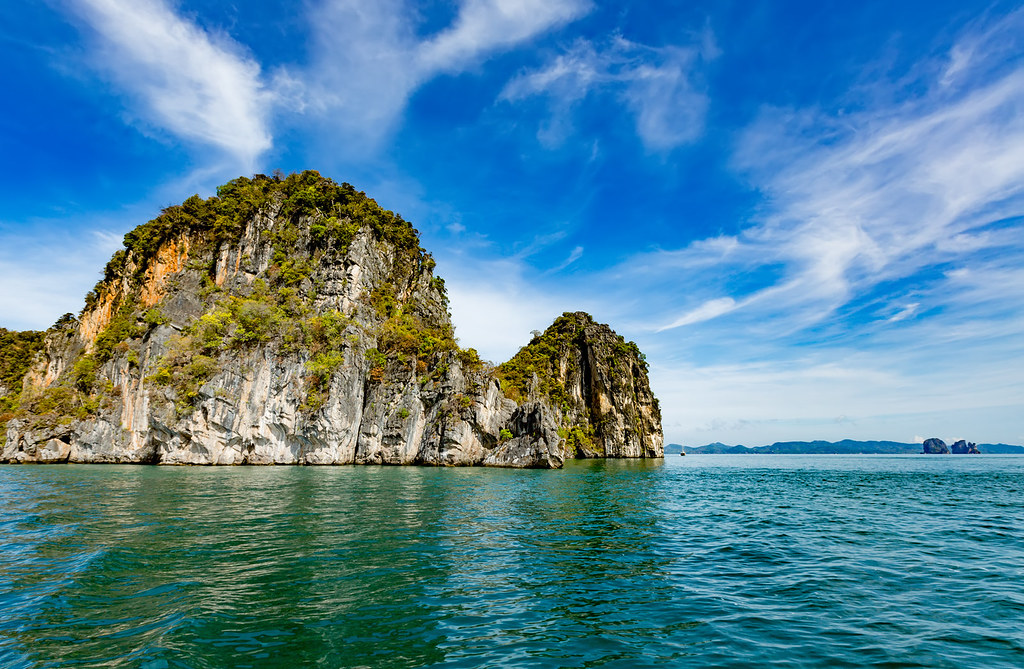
(1, 456, 1022, 667)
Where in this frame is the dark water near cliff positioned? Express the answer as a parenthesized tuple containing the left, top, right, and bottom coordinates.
(1, 456, 1023, 668)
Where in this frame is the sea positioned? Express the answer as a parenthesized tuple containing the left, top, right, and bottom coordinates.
(1, 455, 1022, 668)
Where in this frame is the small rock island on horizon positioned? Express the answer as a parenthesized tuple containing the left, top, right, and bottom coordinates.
(922, 438, 981, 454)
(673, 438, 1014, 455)
(0, 171, 663, 468)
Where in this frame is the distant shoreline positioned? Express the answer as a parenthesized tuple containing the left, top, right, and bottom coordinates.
(667, 440, 1024, 455)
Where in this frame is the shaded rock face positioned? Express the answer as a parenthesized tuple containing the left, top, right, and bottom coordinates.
(2, 173, 663, 468)
(950, 440, 981, 454)
(922, 438, 951, 454)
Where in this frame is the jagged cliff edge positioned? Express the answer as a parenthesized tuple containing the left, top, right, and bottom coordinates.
(1, 172, 662, 468)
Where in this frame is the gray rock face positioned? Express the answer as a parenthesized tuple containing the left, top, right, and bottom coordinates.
(482, 403, 564, 469)
(2, 176, 663, 468)
(922, 438, 950, 454)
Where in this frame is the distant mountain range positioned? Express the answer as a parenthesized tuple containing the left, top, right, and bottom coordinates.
(666, 440, 1024, 455)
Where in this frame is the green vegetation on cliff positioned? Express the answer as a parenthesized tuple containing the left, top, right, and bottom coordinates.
(1, 318, 112, 430)
(0, 329, 44, 392)
(495, 311, 656, 458)
(85, 171, 448, 413)
(496, 311, 646, 405)
(0, 329, 46, 420)
(88, 171, 432, 311)
(4, 171, 471, 425)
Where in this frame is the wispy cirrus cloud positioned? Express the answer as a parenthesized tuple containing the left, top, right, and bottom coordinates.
(62, 0, 592, 167)
(0, 222, 123, 329)
(645, 11, 1024, 339)
(68, 0, 274, 170)
(500, 33, 717, 150)
(418, 0, 593, 73)
(939, 7, 1023, 87)
(533, 11, 1024, 444)
(886, 303, 919, 323)
(656, 297, 737, 331)
(296, 0, 592, 148)
(548, 245, 584, 272)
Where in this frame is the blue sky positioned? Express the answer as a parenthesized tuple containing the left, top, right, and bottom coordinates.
(1, 0, 1022, 446)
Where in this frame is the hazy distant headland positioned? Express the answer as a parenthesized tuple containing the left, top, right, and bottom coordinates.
(669, 440, 1024, 455)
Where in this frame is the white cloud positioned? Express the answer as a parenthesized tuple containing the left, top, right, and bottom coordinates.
(295, 0, 590, 148)
(0, 225, 124, 330)
(549, 245, 584, 272)
(658, 297, 736, 331)
(69, 0, 273, 169)
(887, 303, 919, 322)
(500, 40, 603, 105)
(62, 0, 590, 165)
(440, 255, 578, 362)
(621, 49, 709, 150)
(500, 34, 714, 150)
(418, 0, 591, 73)
(297, 0, 418, 141)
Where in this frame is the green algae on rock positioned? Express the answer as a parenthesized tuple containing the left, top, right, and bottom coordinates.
(1, 172, 663, 468)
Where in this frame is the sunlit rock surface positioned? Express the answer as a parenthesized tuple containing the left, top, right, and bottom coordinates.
(3, 173, 662, 468)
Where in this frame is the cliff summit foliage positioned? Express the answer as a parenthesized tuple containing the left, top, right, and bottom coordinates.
(86, 170, 429, 312)
(496, 311, 646, 405)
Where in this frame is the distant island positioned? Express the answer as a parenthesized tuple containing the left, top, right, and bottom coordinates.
(667, 440, 1024, 455)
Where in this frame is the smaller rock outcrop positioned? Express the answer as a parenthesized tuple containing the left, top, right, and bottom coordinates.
(950, 439, 981, 454)
(922, 437, 982, 454)
(494, 312, 662, 460)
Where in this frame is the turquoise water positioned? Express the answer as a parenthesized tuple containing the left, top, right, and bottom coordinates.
(1, 456, 1023, 668)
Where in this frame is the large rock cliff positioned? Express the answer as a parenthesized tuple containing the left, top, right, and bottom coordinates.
(1, 172, 662, 468)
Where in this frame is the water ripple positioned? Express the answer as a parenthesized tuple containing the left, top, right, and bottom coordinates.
(0, 457, 1023, 667)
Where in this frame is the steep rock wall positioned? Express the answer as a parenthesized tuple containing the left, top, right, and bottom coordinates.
(1, 172, 662, 468)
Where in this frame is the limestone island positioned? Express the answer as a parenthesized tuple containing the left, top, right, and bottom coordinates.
(922, 438, 980, 454)
(1, 172, 663, 467)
